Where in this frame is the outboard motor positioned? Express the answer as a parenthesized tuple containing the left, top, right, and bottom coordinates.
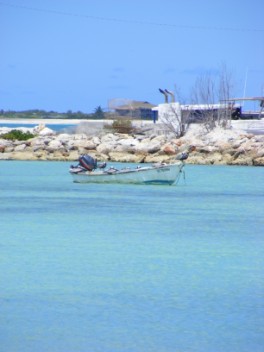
(98, 162, 107, 169)
(79, 154, 97, 171)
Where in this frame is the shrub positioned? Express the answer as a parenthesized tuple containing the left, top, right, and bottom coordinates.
(0, 129, 35, 141)
(110, 119, 134, 134)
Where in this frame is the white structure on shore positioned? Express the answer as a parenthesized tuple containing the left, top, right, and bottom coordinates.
(152, 103, 181, 128)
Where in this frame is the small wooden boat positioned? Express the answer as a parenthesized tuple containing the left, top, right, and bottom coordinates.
(69, 155, 185, 185)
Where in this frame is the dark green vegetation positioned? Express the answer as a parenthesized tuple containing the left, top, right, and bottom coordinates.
(0, 129, 35, 141)
(0, 106, 105, 120)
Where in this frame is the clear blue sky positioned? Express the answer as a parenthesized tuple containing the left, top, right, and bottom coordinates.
(1, 0, 264, 113)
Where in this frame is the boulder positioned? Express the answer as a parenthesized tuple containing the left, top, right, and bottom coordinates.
(96, 142, 116, 154)
(114, 138, 139, 153)
(0, 152, 13, 160)
(187, 155, 209, 165)
(12, 151, 39, 160)
(56, 133, 72, 143)
(72, 133, 89, 141)
(151, 135, 167, 143)
(253, 157, 264, 166)
(81, 140, 98, 151)
(30, 136, 50, 149)
(0, 139, 14, 148)
(67, 150, 80, 161)
(47, 140, 63, 151)
(100, 133, 119, 143)
(91, 136, 101, 145)
(256, 146, 264, 158)
(66, 136, 96, 153)
(108, 152, 145, 163)
(33, 150, 48, 159)
(206, 152, 223, 164)
(135, 139, 162, 154)
(228, 156, 253, 166)
(162, 144, 177, 155)
(14, 143, 27, 152)
(197, 145, 219, 154)
(144, 154, 172, 163)
(38, 127, 56, 136)
(220, 153, 234, 164)
(3, 146, 14, 152)
(253, 135, 264, 143)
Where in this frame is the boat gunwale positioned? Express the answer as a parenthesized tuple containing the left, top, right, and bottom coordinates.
(70, 162, 183, 177)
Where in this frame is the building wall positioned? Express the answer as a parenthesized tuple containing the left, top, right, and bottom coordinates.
(153, 103, 182, 127)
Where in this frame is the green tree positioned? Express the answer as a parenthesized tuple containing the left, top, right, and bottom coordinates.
(93, 106, 105, 119)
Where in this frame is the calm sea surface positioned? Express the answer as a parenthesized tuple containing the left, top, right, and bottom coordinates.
(0, 123, 76, 132)
(0, 161, 263, 352)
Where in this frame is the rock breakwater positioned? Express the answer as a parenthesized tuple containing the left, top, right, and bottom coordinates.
(0, 125, 263, 166)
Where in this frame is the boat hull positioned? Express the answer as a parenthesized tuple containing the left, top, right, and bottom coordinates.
(70, 162, 184, 185)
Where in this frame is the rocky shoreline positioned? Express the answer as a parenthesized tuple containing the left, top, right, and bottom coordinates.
(0, 123, 264, 166)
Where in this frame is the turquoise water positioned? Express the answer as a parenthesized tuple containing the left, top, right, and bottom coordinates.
(0, 123, 75, 132)
(0, 161, 263, 352)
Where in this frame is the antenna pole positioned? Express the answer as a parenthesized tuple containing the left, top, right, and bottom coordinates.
(242, 68, 248, 107)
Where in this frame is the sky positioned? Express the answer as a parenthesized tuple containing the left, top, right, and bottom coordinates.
(1, 0, 264, 113)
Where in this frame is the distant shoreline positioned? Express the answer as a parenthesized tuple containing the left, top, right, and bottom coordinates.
(0, 118, 81, 125)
